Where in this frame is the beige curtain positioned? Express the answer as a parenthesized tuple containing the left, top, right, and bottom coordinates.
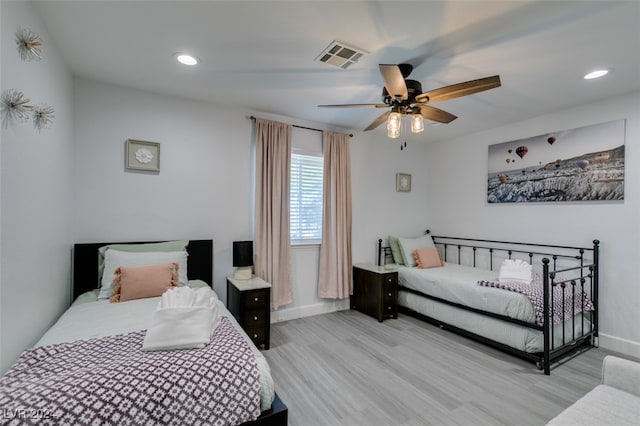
(318, 131, 352, 299)
(254, 118, 293, 309)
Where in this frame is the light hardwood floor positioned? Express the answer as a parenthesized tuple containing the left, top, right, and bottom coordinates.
(263, 310, 626, 426)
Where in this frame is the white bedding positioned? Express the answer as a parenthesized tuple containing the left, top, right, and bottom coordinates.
(398, 263, 536, 323)
(397, 264, 592, 353)
(35, 280, 275, 411)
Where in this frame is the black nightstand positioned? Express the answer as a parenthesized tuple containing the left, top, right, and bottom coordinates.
(227, 276, 271, 350)
(351, 264, 398, 322)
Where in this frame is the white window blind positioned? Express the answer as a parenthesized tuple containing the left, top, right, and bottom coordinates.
(290, 152, 323, 244)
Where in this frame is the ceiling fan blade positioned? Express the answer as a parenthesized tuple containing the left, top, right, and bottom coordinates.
(379, 65, 408, 101)
(415, 75, 501, 103)
(318, 103, 388, 108)
(364, 111, 390, 131)
(419, 105, 457, 123)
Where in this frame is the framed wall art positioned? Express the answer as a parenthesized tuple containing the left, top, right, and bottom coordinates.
(125, 139, 160, 172)
(487, 119, 625, 203)
(396, 173, 411, 192)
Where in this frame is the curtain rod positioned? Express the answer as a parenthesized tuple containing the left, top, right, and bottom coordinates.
(249, 116, 353, 138)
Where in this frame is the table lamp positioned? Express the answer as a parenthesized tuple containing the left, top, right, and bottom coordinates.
(233, 240, 253, 280)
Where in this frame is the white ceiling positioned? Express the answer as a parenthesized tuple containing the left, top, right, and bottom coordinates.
(31, 0, 640, 143)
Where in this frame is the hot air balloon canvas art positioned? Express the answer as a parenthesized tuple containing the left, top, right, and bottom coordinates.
(487, 119, 625, 203)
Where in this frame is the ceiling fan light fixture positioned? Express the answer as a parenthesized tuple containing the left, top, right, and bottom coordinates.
(411, 114, 424, 133)
(387, 111, 402, 131)
(387, 126, 400, 139)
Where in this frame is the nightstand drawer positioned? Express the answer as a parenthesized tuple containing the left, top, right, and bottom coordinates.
(383, 287, 395, 304)
(243, 309, 267, 327)
(245, 327, 266, 345)
(243, 289, 268, 308)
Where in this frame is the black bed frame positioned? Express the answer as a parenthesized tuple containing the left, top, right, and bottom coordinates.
(378, 231, 599, 375)
(72, 239, 288, 425)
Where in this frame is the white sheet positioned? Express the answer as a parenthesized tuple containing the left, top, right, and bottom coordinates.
(398, 263, 537, 323)
(35, 281, 275, 411)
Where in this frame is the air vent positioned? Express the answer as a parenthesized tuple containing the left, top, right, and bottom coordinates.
(316, 40, 367, 69)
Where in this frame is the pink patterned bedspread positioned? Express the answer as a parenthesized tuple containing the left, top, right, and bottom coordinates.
(0, 317, 261, 426)
(478, 275, 594, 327)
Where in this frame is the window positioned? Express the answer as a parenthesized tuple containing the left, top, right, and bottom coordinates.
(290, 152, 323, 244)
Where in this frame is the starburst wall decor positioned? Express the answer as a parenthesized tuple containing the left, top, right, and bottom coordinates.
(1, 89, 55, 132)
(32, 103, 55, 131)
(3, 28, 55, 132)
(15, 27, 43, 61)
(1, 89, 32, 130)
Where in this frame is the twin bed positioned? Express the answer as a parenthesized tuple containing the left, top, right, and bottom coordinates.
(378, 231, 599, 375)
(0, 239, 287, 426)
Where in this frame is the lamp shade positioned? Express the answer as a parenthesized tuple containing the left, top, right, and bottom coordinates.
(233, 241, 253, 267)
(411, 113, 424, 133)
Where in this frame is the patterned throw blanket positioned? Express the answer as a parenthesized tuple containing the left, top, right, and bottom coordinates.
(0, 317, 261, 426)
(478, 275, 594, 327)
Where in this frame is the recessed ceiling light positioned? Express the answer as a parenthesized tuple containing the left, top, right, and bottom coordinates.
(176, 54, 198, 66)
(584, 69, 609, 80)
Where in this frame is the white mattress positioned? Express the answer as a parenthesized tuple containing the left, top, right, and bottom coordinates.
(398, 263, 536, 322)
(36, 281, 275, 411)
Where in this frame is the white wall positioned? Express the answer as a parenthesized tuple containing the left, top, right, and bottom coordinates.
(425, 91, 640, 357)
(351, 132, 431, 263)
(0, 1, 74, 373)
(72, 79, 253, 302)
(72, 79, 430, 318)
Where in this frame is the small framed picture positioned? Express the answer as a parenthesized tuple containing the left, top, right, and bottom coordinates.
(396, 173, 411, 192)
(125, 139, 160, 172)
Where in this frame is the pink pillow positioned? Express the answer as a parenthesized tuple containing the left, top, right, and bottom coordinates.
(110, 262, 178, 303)
(413, 248, 443, 269)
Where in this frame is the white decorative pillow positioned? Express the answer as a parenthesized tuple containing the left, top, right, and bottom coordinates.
(498, 259, 533, 284)
(397, 235, 435, 268)
(98, 250, 188, 299)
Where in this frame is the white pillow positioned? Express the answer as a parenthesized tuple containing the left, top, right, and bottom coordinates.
(397, 235, 435, 268)
(498, 259, 533, 284)
(98, 250, 189, 299)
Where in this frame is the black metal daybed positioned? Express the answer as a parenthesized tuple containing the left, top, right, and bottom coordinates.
(378, 231, 599, 375)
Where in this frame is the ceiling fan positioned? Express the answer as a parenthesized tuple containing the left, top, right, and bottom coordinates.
(318, 64, 501, 135)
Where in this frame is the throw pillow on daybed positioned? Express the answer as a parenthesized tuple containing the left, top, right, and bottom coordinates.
(414, 247, 444, 269)
(498, 259, 533, 284)
(398, 234, 436, 268)
(388, 236, 405, 265)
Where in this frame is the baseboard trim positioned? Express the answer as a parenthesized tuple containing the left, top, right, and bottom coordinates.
(599, 333, 640, 359)
(271, 300, 349, 323)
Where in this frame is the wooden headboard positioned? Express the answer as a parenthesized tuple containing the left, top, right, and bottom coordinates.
(72, 239, 213, 301)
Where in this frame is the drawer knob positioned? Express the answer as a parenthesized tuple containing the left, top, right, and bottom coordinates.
(388, 306, 392, 310)
(254, 297, 259, 302)
(388, 278, 392, 282)
(388, 292, 392, 297)
(253, 316, 258, 321)
(253, 334, 258, 339)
